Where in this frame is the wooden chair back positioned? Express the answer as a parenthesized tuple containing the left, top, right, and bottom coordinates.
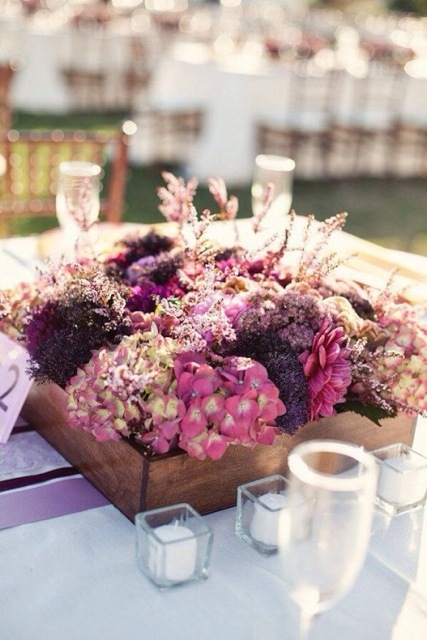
(123, 36, 153, 111)
(285, 60, 339, 129)
(61, 68, 108, 113)
(136, 107, 204, 166)
(0, 62, 16, 131)
(345, 61, 406, 129)
(0, 123, 132, 237)
(255, 62, 341, 178)
(391, 121, 427, 178)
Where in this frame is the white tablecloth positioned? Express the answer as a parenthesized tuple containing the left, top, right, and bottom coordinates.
(0, 419, 427, 640)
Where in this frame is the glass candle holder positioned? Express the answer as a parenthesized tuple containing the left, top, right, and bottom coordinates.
(135, 503, 213, 588)
(235, 474, 289, 556)
(371, 443, 427, 516)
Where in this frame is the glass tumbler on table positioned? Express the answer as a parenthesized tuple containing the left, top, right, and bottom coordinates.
(251, 154, 295, 231)
(55, 161, 101, 259)
(277, 439, 378, 639)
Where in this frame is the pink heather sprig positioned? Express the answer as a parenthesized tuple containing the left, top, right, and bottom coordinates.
(162, 295, 238, 354)
(157, 171, 198, 226)
(252, 182, 275, 233)
(181, 205, 224, 266)
(295, 213, 349, 285)
(197, 209, 211, 239)
(246, 210, 298, 273)
(207, 177, 238, 221)
(207, 176, 239, 244)
(348, 340, 400, 415)
(161, 262, 246, 353)
(187, 205, 210, 241)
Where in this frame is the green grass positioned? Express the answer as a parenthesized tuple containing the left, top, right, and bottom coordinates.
(9, 111, 427, 255)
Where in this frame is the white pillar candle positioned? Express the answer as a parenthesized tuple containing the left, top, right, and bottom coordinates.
(149, 521, 197, 582)
(249, 492, 288, 546)
(378, 456, 427, 507)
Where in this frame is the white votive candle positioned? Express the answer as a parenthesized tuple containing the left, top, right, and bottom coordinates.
(249, 492, 288, 546)
(378, 456, 427, 507)
(149, 521, 197, 582)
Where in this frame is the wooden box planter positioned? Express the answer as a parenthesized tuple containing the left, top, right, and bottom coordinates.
(21, 382, 416, 522)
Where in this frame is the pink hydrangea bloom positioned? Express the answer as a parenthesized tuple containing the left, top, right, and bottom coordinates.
(375, 304, 427, 412)
(173, 353, 284, 460)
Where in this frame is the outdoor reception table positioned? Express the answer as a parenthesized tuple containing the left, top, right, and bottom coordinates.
(1, 226, 427, 639)
(130, 40, 427, 185)
(131, 42, 291, 184)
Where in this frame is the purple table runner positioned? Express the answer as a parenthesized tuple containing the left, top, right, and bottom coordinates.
(0, 419, 109, 529)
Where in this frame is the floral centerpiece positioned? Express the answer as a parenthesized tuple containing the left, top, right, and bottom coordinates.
(1, 173, 426, 464)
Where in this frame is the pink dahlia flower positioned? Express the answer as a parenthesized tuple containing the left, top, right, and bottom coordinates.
(299, 319, 352, 421)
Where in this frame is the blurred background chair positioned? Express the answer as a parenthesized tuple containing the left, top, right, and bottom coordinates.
(328, 61, 407, 178)
(61, 33, 155, 114)
(61, 66, 108, 113)
(390, 120, 427, 178)
(0, 60, 18, 131)
(60, 9, 158, 114)
(255, 60, 340, 179)
(60, 23, 110, 113)
(0, 122, 133, 237)
(132, 107, 204, 168)
(121, 34, 156, 112)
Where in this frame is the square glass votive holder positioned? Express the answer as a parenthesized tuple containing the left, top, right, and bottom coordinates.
(235, 474, 289, 556)
(135, 503, 213, 589)
(371, 443, 427, 516)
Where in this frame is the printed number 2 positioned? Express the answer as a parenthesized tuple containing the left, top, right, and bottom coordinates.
(0, 364, 20, 412)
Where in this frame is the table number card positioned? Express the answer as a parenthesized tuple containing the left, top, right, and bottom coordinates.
(0, 333, 33, 444)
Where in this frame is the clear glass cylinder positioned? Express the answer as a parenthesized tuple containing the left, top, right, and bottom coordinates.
(278, 440, 378, 617)
(55, 161, 102, 258)
(251, 154, 295, 227)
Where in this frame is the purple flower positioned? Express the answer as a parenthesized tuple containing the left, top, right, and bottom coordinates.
(126, 283, 168, 313)
(126, 256, 156, 285)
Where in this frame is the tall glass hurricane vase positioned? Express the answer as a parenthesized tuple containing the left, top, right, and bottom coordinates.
(278, 440, 378, 639)
(56, 161, 101, 259)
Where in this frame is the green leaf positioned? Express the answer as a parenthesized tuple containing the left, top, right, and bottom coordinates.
(336, 402, 396, 426)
